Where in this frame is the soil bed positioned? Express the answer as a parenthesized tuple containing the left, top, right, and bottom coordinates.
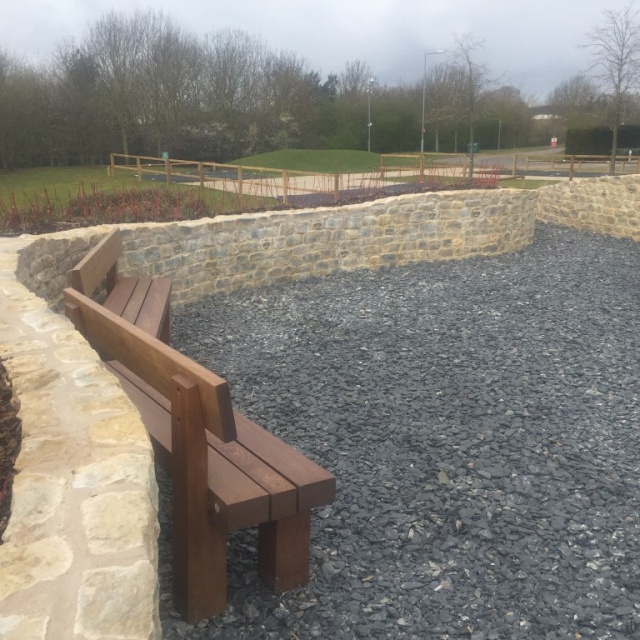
(0, 361, 21, 543)
(163, 223, 640, 639)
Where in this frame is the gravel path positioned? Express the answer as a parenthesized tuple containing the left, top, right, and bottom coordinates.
(161, 222, 640, 639)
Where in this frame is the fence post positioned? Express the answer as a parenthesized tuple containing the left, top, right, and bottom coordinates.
(419, 154, 425, 182)
(198, 162, 204, 189)
(512, 154, 517, 178)
(282, 170, 289, 206)
(136, 156, 142, 183)
(569, 155, 575, 182)
(108, 153, 115, 178)
(165, 157, 171, 185)
(334, 174, 340, 202)
(237, 166, 243, 201)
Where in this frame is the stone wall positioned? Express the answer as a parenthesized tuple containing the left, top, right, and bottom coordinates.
(0, 187, 537, 638)
(536, 174, 640, 239)
(16, 188, 538, 310)
(0, 236, 161, 639)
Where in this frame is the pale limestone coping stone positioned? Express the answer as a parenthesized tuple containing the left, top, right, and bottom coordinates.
(75, 561, 158, 640)
(82, 491, 159, 555)
(0, 536, 73, 602)
(0, 614, 49, 639)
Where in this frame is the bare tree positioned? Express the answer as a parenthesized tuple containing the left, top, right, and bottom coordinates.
(85, 11, 157, 156)
(453, 35, 491, 177)
(0, 52, 51, 170)
(584, 3, 640, 174)
(142, 19, 204, 155)
(422, 63, 462, 151)
(202, 30, 266, 117)
(547, 75, 603, 129)
(485, 85, 535, 149)
(338, 59, 374, 96)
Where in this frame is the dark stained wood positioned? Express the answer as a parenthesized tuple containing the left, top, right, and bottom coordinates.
(104, 361, 270, 531)
(105, 263, 118, 295)
(121, 278, 153, 325)
(207, 435, 298, 522)
(64, 301, 86, 337)
(134, 277, 172, 342)
(69, 227, 171, 342)
(234, 412, 336, 510)
(258, 510, 311, 592)
(64, 288, 237, 443)
(206, 446, 270, 531)
(103, 277, 138, 317)
(171, 374, 227, 621)
(69, 228, 123, 296)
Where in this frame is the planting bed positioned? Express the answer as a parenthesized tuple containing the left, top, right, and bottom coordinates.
(161, 223, 640, 639)
(0, 361, 20, 543)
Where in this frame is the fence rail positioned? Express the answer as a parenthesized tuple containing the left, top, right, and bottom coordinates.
(109, 153, 496, 209)
(380, 151, 640, 181)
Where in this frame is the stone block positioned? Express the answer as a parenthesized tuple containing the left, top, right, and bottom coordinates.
(75, 561, 159, 640)
(89, 413, 150, 448)
(3, 473, 66, 542)
(82, 491, 158, 555)
(0, 536, 72, 602)
(73, 452, 154, 489)
(0, 614, 49, 640)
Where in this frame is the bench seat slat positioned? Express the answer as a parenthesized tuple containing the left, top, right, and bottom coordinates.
(104, 277, 138, 317)
(135, 278, 172, 339)
(234, 412, 336, 511)
(121, 277, 153, 325)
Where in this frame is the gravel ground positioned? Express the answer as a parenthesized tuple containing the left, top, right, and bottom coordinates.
(161, 222, 640, 640)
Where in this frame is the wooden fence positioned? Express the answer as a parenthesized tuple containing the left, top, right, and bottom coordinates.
(109, 153, 476, 206)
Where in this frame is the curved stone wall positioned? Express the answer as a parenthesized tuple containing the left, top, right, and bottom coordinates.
(16, 188, 538, 311)
(536, 174, 640, 239)
(0, 236, 160, 640)
(0, 187, 538, 638)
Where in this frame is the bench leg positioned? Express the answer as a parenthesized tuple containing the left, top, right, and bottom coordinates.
(171, 374, 227, 622)
(258, 510, 311, 593)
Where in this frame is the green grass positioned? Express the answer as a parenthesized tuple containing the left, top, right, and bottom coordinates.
(230, 149, 382, 173)
(0, 165, 275, 213)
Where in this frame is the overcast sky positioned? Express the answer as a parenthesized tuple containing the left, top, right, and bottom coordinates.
(2, 0, 634, 101)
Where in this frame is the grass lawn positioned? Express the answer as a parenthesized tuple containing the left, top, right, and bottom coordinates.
(230, 149, 383, 174)
(0, 165, 275, 213)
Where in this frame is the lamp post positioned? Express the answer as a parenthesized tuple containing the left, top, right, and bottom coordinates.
(367, 77, 374, 153)
(421, 50, 446, 154)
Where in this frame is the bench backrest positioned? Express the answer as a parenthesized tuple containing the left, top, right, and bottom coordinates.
(70, 228, 122, 297)
(63, 287, 237, 443)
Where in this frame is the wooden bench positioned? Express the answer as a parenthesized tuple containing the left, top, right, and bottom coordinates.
(63, 287, 336, 623)
(69, 228, 172, 343)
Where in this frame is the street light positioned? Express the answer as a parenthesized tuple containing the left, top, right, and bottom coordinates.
(421, 50, 446, 154)
(367, 78, 374, 153)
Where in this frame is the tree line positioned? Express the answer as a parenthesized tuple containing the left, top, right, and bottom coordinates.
(0, 6, 639, 171)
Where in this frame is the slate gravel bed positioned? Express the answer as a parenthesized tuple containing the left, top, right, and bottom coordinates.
(160, 222, 640, 639)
